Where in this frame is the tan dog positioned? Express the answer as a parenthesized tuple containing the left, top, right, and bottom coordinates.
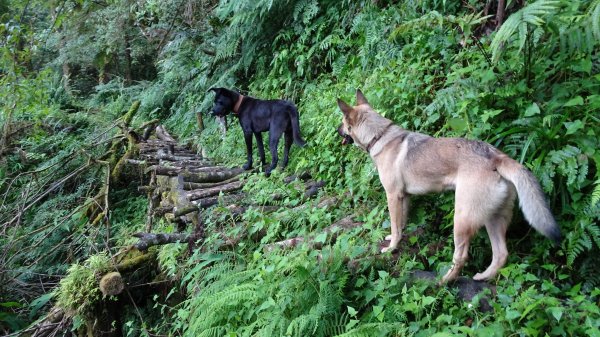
(337, 90, 560, 283)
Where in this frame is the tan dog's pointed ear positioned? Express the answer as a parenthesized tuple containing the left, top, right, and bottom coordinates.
(337, 98, 353, 116)
(356, 89, 369, 106)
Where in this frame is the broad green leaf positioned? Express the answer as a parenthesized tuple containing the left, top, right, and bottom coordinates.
(564, 96, 584, 107)
(422, 296, 436, 306)
(548, 306, 564, 322)
(524, 102, 540, 117)
(448, 117, 467, 131)
(506, 308, 521, 320)
(314, 232, 327, 244)
(564, 120, 584, 135)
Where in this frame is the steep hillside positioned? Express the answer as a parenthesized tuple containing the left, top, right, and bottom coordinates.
(1, 0, 600, 336)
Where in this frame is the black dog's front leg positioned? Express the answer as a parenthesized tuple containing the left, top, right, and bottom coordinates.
(243, 132, 253, 170)
(254, 132, 266, 167)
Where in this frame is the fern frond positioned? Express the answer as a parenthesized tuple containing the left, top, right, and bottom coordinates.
(586, 0, 600, 40)
(322, 313, 350, 336)
(390, 11, 445, 40)
(491, 0, 560, 62)
(286, 313, 318, 337)
(591, 179, 600, 207)
(197, 326, 226, 337)
(333, 322, 406, 337)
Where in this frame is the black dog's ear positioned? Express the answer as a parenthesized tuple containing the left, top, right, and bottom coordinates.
(356, 89, 369, 106)
(337, 98, 353, 116)
(207, 87, 221, 95)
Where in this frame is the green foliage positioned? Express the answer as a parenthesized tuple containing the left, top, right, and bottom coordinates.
(177, 250, 357, 337)
(55, 254, 111, 316)
(3, 0, 600, 335)
(490, 0, 561, 62)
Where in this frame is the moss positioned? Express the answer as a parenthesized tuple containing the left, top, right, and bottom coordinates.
(55, 254, 111, 316)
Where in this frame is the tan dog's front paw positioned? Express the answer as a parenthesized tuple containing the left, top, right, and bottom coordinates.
(385, 234, 393, 241)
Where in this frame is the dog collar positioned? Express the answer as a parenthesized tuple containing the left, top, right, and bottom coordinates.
(366, 123, 394, 153)
(232, 94, 245, 114)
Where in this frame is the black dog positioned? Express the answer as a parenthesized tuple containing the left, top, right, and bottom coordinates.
(208, 88, 306, 175)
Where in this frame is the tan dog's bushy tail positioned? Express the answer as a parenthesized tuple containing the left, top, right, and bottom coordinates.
(496, 157, 561, 244)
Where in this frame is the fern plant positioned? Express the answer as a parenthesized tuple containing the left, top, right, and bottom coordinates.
(490, 0, 561, 62)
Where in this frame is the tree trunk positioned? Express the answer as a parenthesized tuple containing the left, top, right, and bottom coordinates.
(496, 0, 506, 29)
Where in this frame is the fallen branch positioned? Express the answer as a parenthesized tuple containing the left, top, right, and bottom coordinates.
(5, 162, 92, 227)
(153, 206, 174, 216)
(283, 171, 312, 183)
(181, 167, 246, 183)
(144, 164, 224, 176)
(159, 159, 209, 167)
(264, 216, 361, 252)
(138, 119, 160, 141)
(182, 175, 241, 190)
(145, 165, 183, 176)
(186, 180, 244, 200)
(132, 232, 190, 251)
(304, 180, 326, 198)
(155, 125, 176, 142)
(126, 159, 151, 166)
(155, 150, 204, 162)
(178, 193, 246, 216)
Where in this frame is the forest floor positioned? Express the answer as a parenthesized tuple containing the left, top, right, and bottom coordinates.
(26, 124, 494, 337)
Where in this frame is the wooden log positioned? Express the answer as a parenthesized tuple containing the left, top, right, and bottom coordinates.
(283, 171, 312, 183)
(139, 119, 160, 141)
(159, 159, 209, 167)
(153, 206, 173, 216)
(122, 101, 141, 126)
(145, 165, 182, 176)
(182, 175, 241, 190)
(155, 125, 176, 142)
(186, 180, 244, 200)
(132, 232, 189, 251)
(188, 193, 245, 210)
(264, 216, 360, 252)
(137, 185, 154, 193)
(304, 180, 326, 198)
(126, 159, 152, 166)
(146, 165, 234, 177)
(138, 142, 189, 152)
(156, 149, 204, 162)
(181, 167, 246, 183)
(111, 130, 140, 183)
(187, 165, 239, 173)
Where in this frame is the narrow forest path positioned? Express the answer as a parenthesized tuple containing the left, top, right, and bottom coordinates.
(130, 125, 495, 308)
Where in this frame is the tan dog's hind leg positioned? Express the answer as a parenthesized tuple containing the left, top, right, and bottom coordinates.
(382, 193, 407, 253)
(441, 216, 475, 283)
(473, 194, 514, 280)
(473, 220, 509, 280)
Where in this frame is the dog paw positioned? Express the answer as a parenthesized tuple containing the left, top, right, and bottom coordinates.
(473, 272, 491, 281)
(381, 245, 397, 254)
(385, 234, 393, 241)
(242, 163, 252, 170)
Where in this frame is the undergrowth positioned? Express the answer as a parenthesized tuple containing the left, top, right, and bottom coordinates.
(2, 0, 600, 336)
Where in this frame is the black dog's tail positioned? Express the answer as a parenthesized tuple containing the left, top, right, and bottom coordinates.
(287, 105, 306, 147)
